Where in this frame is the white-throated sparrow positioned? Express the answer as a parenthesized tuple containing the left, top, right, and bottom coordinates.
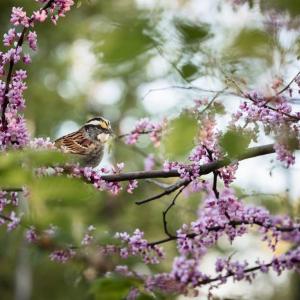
(55, 117, 113, 167)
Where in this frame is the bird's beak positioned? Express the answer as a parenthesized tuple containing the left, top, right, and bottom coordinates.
(109, 128, 115, 136)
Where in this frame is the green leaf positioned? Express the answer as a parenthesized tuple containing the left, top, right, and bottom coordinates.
(181, 63, 198, 80)
(162, 113, 198, 160)
(31, 176, 94, 206)
(228, 29, 273, 63)
(261, 0, 300, 17)
(97, 19, 153, 64)
(220, 130, 251, 158)
(91, 276, 137, 300)
(175, 20, 210, 44)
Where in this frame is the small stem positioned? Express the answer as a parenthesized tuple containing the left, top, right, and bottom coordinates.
(162, 186, 186, 238)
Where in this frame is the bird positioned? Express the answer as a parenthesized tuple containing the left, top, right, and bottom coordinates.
(54, 117, 113, 167)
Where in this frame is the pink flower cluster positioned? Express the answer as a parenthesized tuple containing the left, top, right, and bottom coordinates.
(115, 229, 165, 264)
(71, 165, 123, 195)
(81, 225, 96, 246)
(0, 69, 29, 149)
(1, 1, 74, 150)
(125, 118, 166, 147)
(113, 188, 300, 296)
(176, 188, 300, 256)
(232, 92, 300, 166)
(49, 248, 76, 263)
(274, 143, 295, 167)
(0, 190, 22, 232)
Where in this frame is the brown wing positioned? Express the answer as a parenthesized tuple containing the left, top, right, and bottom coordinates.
(54, 130, 93, 155)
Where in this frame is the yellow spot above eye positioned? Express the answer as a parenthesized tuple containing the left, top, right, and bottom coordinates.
(99, 121, 108, 129)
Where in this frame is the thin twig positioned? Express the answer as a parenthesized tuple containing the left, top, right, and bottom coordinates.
(212, 172, 219, 199)
(142, 85, 228, 101)
(199, 88, 228, 114)
(276, 71, 300, 96)
(203, 145, 219, 199)
(145, 179, 170, 190)
(0, 214, 13, 222)
(162, 186, 186, 238)
(226, 76, 300, 122)
(135, 179, 188, 205)
(117, 130, 152, 139)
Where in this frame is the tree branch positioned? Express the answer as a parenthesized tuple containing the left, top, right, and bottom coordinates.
(148, 219, 300, 247)
(276, 71, 300, 96)
(226, 76, 300, 122)
(1, 187, 24, 192)
(100, 143, 275, 182)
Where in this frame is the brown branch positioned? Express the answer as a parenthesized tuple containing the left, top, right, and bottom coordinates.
(148, 219, 300, 247)
(0, 213, 13, 222)
(199, 262, 273, 286)
(276, 71, 300, 96)
(142, 85, 228, 101)
(1, 0, 55, 130)
(212, 172, 219, 199)
(227, 77, 300, 122)
(199, 256, 300, 286)
(199, 88, 227, 114)
(1, 187, 23, 192)
(162, 186, 186, 238)
(203, 145, 220, 199)
(99, 144, 275, 183)
(117, 131, 152, 139)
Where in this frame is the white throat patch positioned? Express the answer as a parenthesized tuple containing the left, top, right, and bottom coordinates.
(97, 133, 110, 143)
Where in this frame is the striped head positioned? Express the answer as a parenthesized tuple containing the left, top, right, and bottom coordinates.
(84, 117, 113, 142)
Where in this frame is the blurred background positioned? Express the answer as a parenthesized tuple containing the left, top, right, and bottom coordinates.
(1, 0, 300, 299)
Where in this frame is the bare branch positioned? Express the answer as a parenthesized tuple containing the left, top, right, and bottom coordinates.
(145, 179, 171, 190)
(117, 131, 152, 139)
(199, 88, 227, 114)
(226, 76, 300, 122)
(135, 179, 188, 205)
(276, 71, 300, 96)
(162, 186, 186, 238)
(142, 85, 228, 101)
(1, 187, 24, 192)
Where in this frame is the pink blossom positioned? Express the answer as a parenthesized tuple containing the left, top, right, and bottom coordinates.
(274, 143, 295, 167)
(115, 229, 165, 264)
(7, 211, 21, 231)
(49, 248, 76, 263)
(23, 54, 31, 64)
(10, 7, 29, 27)
(124, 118, 165, 146)
(0, 191, 8, 212)
(25, 226, 38, 243)
(29, 137, 55, 149)
(33, 10, 48, 22)
(81, 225, 96, 246)
(27, 31, 37, 51)
(3, 29, 16, 47)
(144, 154, 155, 171)
(127, 180, 138, 194)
